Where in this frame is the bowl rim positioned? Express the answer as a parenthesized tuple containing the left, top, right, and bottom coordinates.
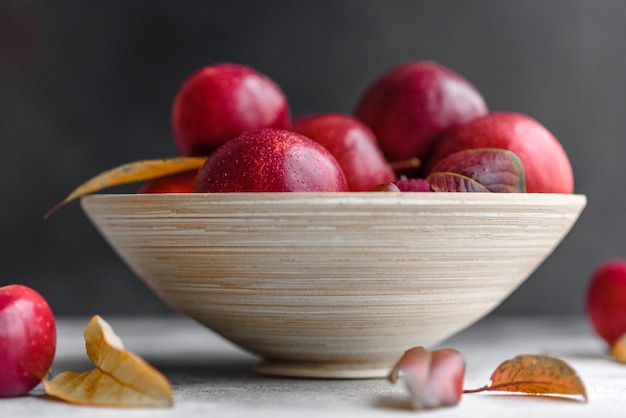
(80, 192, 587, 208)
(80, 191, 587, 199)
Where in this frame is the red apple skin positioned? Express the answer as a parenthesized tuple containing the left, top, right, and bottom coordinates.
(0, 284, 56, 397)
(171, 63, 291, 156)
(194, 129, 348, 193)
(426, 112, 574, 194)
(354, 61, 488, 170)
(292, 113, 396, 191)
(586, 259, 626, 345)
(137, 170, 198, 194)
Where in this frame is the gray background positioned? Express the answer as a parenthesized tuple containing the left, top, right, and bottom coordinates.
(1, 1, 623, 316)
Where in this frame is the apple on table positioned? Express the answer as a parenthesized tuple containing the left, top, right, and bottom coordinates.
(586, 260, 626, 346)
(0, 284, 56, 398)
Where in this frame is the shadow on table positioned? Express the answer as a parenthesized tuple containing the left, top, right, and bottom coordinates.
(149, 356, 260, 381)
(51, 353, 260, 384)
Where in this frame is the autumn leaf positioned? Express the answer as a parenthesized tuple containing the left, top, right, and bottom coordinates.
(464, 354, 587, 402)
(427, 172, 490, 192)
(45, 156, 206, 218)
(388, 346, 465, 410)
(428, 148, 527, 193)
(43, 315, 173, 408)
(610, 333, 626, 363)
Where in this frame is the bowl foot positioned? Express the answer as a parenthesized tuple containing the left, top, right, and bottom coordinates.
(254, 359, 392, 379)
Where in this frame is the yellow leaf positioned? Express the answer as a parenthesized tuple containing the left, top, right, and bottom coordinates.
(610, 333, 626, 363)
(43, 315, 173, 408)
(464, 354, 587, 402)
(45, 157, 206, 218)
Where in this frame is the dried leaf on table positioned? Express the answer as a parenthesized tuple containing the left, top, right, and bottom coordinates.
(43, 315, 173, 408)
(45, 156, 206, 218)
(388, 346, 465, 410)
(610, 333, 626, 363)
(464, 354, 587, 402)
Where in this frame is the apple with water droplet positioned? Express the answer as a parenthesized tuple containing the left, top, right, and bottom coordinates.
(0, 284, 56, 397)
(194, 129, 348, 192)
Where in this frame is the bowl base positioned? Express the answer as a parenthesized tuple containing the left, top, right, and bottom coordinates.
(254, 359, 392, 379)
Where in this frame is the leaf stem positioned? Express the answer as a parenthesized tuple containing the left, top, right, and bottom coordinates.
(462, 385, 490, 394)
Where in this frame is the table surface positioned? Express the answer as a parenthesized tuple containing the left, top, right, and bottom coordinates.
(4, 315, 625, 417)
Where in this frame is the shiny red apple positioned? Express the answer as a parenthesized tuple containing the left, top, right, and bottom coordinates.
(292, 113, 396, 191)
(171, 63, 291, 156)
(354, 61, 488, 172)
(194, 129, 348, 192)
(0, 284, 56, 397)
(426, 112, 574, 194)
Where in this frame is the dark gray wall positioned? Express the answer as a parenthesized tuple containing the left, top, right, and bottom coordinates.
(1, 1, 623, 316)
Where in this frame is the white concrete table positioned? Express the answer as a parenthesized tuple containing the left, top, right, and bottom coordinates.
(4, 316, 625, 417)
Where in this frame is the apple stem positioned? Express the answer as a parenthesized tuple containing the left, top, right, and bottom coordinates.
(389, 158, 422, 171)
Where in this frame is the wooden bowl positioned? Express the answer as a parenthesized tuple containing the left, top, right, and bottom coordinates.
(81, 192, 586, 378)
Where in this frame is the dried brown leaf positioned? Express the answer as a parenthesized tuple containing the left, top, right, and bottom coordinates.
(45, 157, 206, 218)
(464, 354, 587, 402)
(43, 315, 173, 408)
(610, 333, 626, 363)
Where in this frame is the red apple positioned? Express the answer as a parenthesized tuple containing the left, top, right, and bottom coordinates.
(137, 170, 198, 194)
(194, 129, 348, 192)
(426, 112, 574, 194)
(292, 113, 396, 191)
(0, 284, 56, 397)
(586, 259, 626, 345)
(354, 61, 488, 171)
(171, 63, 291, 156)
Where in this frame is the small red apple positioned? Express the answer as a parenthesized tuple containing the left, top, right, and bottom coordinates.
(137, 170, 198, 194)
(586, 259, 626, 345)
(171, 63, 291, 156)
(292, 113, 396, 191)
(194, 129, 348, 193)
(354, 61, 488, 171)
(0, 284, 56, 397)
(426, 112, 574, 194)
